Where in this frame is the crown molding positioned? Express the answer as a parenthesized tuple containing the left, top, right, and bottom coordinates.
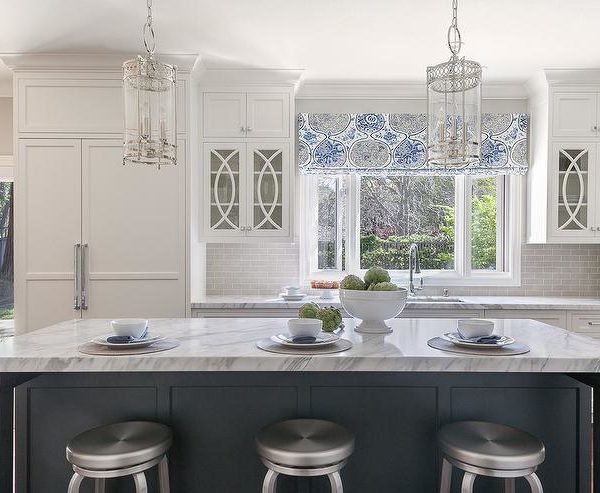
(197, 67, 304, 87)
(0, 53, 200, 73)
(544, 68, 600, 85)
(296, 80, 528, 100)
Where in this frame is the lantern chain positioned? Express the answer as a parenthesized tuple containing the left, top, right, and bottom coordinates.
(447, 0, 462, 57)
(143, 0, 156, 57)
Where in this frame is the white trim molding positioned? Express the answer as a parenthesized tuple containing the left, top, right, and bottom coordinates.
(0, 53, 200, 74)
(197, 67, 304, 87)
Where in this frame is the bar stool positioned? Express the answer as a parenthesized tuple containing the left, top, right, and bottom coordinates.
(65, 421, 172, 493)
(438, 421, 545, 493)
(256, 419, 354, 493)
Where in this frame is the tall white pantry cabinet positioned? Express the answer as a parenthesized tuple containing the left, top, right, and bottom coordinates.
(7, 54, 195, 333)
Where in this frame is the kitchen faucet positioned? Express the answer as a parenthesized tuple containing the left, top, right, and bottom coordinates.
(408, 243, 424, 296)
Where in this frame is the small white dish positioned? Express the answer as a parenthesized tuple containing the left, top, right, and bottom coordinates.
(91, 334, 165, 349)
(271, 332, 339, 348)
(288, 318, 323, 337)
(279, 293, 307, 301)
(284, 286, 301, 296)
(319, 289, 335, 300)
(443, 332, 515, 349)
(456, 319, 494, 339)
(110, 319, 149, 339)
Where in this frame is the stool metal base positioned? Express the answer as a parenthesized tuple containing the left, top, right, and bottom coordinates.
(260, 457, 346, 493)
(440, 457, 543, 493)
(67, 455, 170, 493)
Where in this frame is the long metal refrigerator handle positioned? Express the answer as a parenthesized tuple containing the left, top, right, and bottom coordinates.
(73, 243, 81, 310)
(81, 244, 88, 310)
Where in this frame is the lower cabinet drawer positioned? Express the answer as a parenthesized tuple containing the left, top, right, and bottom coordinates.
(568, 311, 600, 339)
(483, 310, 568, 330)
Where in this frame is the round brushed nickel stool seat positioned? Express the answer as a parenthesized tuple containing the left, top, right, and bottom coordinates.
(65, 421, 172, 493)
(438, 421, 545, 493)
(256, 419, 354, 493)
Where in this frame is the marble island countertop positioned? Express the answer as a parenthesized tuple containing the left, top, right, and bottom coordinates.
(2, 317, 600, 373)
(191, 295, 600, 311)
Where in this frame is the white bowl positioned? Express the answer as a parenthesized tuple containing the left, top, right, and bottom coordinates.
(288, 318, 323, 337)
(110, 319, 148, 338)
(457, 319, 494, 339)
(339, 288, 408, 334)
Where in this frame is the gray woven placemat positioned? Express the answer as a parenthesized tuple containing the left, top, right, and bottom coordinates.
(256, 338, 352, 355)
(78, 339, 180, 356)
(427, 337, 530, 356)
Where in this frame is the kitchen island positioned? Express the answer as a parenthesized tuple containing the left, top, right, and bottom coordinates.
(3, 317, 600, 492)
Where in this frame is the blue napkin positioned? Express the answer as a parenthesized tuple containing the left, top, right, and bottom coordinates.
(291, 336, 317, 344)
(466, 335, 503, 344)
(106, 328, 149, 344)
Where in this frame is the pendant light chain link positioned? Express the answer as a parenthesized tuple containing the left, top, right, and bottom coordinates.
(143, 0, 156, 57)
(447, 0, 462, 57)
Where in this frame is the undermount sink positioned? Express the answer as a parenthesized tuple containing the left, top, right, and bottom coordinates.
(408, 296, 464, 303)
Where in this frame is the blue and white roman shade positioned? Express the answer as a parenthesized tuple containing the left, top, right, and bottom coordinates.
(298, 113, 529, 175)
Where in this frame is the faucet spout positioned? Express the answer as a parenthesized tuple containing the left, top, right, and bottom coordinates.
(408, 243, 423, 296)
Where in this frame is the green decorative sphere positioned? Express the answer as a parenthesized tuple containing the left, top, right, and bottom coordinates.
(317, 307, 343, 332)
(364, 266, 391, 287)
(340, 274, 366, 290)
(298, 302, 320, 319)
(369, 282, 400, 291)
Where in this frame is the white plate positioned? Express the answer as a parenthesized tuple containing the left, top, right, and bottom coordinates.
(91, 334, 166, 349)
(443, 332, 515, 349)
(270, 332, 340, 348)
(279, 293, 307, 301)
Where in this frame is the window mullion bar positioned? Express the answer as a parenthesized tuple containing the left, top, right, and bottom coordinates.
(335, 177, 343, 271)
(457, 175, 471, 279)
(496, 176, 506, 271)
(347, 175, 360, 273)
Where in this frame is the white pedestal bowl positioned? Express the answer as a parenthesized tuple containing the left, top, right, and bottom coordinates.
(339, 288, 408, 334)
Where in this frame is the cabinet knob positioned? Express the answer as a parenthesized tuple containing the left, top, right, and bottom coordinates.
(594, 126, 598, 132)
(240, 126, 246, 133)
(246, 127, 253, 132)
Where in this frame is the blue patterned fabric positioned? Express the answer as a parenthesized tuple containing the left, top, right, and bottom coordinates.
(298, 113, 529, 176)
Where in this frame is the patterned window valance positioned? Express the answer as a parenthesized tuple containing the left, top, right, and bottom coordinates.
(298, 113, 529, 176)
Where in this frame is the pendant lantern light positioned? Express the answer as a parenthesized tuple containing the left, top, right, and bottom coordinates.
(426, 0, 482, 169)
(123, 0, 177, 168)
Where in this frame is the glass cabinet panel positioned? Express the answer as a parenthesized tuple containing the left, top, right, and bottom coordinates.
(250, 146, 285, 231)
(209, 148, 241, 231)
(557, 148, 590, 231)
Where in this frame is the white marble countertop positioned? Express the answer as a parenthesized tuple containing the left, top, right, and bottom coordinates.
(191, 295, 600, 311)
(2, 317, 600, 373)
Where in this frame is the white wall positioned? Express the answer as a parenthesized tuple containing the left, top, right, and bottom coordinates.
(0, 98, 12, 155)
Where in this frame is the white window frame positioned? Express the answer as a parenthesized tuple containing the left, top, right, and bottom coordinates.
(299, 173, 522, 288)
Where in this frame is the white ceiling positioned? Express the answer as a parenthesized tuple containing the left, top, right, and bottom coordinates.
(1, 0, 600, 84)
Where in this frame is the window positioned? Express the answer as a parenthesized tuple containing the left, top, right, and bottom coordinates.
(302, 174, 521, 286)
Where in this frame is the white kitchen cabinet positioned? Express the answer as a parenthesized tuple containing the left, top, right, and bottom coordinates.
(81, 140, 186, 319)
(17, 139, 186, 332)
(203, 92, 290, 139)
(246, 93, 290, 138)
(528, 73, 600, 243)
(549, 142, 599, 241)
(552, 92, 598, 138)
(203, 142, 290, 240)
(567, 311, 600, 339)
(483, 309, 568, 330)
(17, 139, 82, 330)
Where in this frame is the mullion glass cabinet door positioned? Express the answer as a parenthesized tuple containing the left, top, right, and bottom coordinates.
(247, 144, 288, 236)
(206, 145, 243, 234)
(553, 143, 595, 238)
